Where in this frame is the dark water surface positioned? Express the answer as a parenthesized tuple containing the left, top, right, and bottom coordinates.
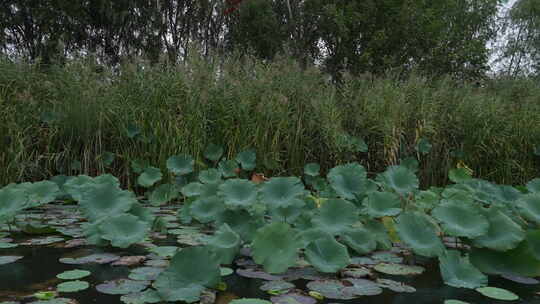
(2, 243, 540, 304)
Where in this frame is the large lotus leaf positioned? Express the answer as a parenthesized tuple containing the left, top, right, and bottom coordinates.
(341, 227, 377, 255)
(473, 207, 525, 251)
(128, 201, 155, 224)
(62, 175, 95, 201)
(363, 191, 402, 218)
(363, 219, 392, 249)
(269, 198, 305, 223)
(327, 163, 367, 200)
(79, 182, 136, 222)
(526, 178, 540, 193)
(296, 228, 333, 248)
(0, 186, 28, 222)
(396, 212, 444, 257)
(182, 182, 203, 197)
(236, 149, 256, 171)
(517, 193, 540, 224)
(260, 177, 306, 209)
(470, 240, 540, 277)
(206, 224, 241, 265)
(153, 246, 220, 302)
(463, 179, 502, 205)
(526, 229, 540, 260)
(376, 166, 419, 196)
(148, 183, 179, 206)
(431, 200, 489, 238)
(311, 199, 358, 236)
(98, 214, 150, 248)
(81, 221, 108, 246)
(137, 167, 162, 188)
(204, 144, 224, 162)
(218, 160, 239, 178)
(439, 250, 487, 289)
(25, 181, 60, 206)
(216, 210, 265, 242)
(448, 168, 472, 183)
(252, 222, 300, 273)
(219, 179, 258, 209)
(167, 155, 194, 175)
(199, 169, 222, 184)
(305, 234, 350, 273)
(190, 195, 226, 224)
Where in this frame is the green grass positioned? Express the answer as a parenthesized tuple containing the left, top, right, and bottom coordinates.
(0, 55, 539, 188)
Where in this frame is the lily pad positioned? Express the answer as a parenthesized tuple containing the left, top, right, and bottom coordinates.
(120, 289, 162, 304)
(56, 269, 91, 280)
(57, 280, 89, 293)
(341, 267, 371, 278)
(305, 234, 350, 273)
(230, 299, 271, 304)
(148, 246, 178, 258)
(59, 253, 120, 265)
(439, 250, 487, 289)
(236, 268, 283, 281)
(0, 256, 23, 265)
(0, 242, 18, 249)
(252, 222, 300, 274)
(96, 279, 150, 295)
(306, 279, 382, 300)
(501, 273, 540, 284)
(20, 236, 65, 246)
(220, 267, 234, 276)
(270, 291, 317, 304)
(373, 263, 425, 276)
(129, 267, 164, 281)
(475, 287, 519, 301)
(444, 300, 470, 304)
(260, 280, 295, 293)
(376, 279, 416, 293)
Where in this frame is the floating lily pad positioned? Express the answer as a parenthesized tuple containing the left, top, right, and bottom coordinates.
(236, 268, 283, 281)
(501, 273, 540, 284)
(341, 267, 371, 278)
(306, 279, 382, 300)
(444, 300, 470, 304)
(59, 253, 120, 265)
(376, 279, 416, 293)
(371, 252, 403, 264)
(270, 290, 317, 304)
(281, 267, 334, 281)
(350, 257, 377, 266)
(96, 279, 150, 295)
(111, 256, 146, 266)
(34, 291, 57, 300)
(57, 280, 89, 293)
(20, 236, 65, 246)
(56, 270, 91, 280)
(220, 267, 234, 276)
(120, 289, 162, 304)
(373, 263, 425, 276)
(0, 242, 17, 248)
(144, 259, 169, 267)
(28, 298, 78, 304)
(129, 267, 164, 281)
(0, 256, 23, 265)
(148, 246, 178, 258)
(230, 300, 271, 304)
(259, 280, 295, 293)
(475, 287, 519, 301)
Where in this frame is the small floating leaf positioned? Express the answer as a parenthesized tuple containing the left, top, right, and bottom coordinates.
(230, 299, 271, 304)
(376, 279, 416, 293)
(220, 267, 233, 276)
(0, 256, 23, 265)
(271, 291, 317, 304)
(259, 280, 295, 294)
(148, 246, 179, 258)
(373, 263, 424, 276)
(120, 289, 161, 304)
(56, 280, 89, 293)
(444, 300, 471, 304)
(56, 269, 91, 280)
(128, 267, 164, 281)
(59, 253, 119, 265)
(475, 287, 519, 301)
(96, 279, 150, 295)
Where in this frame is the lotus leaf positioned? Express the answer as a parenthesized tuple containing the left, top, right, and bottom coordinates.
(120, 289, 161, 304)
(439, 250, 487, 289)
(448, 168, 472, 183)
(0, 187, 28, 222)
(363, 219, 392, 249)
(219, 179, 258, 209)
(190, 196, 226, 223)
(148, 183, 178, 206)
(310, 199, 358, 236)
(0, 242, 17, 248)
(206, 224, 241, 265)
(149, 246, 179, 258)
(0, 256, 23, 265)
(341, 227, 377, 255)
(56, 270, 91, 280)
(373, 263, 424, 275)
(363, 191, 402, 218)
(269, 199, 305, 223)
(526, 178, 540, 193)
(218, 160, 239, 178)
(79, 182, 136, 222)
(517, 193, 540, 224)
(473, 207, 525, 251)
(304, 163, 320, 177)
(20, 236, 64, 246)
(230, 299, 272, 304)
(137, 167, 162, 188)
(59, 253, 119, 265)
(204, 144, 224, 162)
(377, 165, 419, 196)
(260, 280, 295, 293)
(270, 291, 317, 304)
(216, 210, 264, 242)
(96, 279, 150, 295)
(395, 212, 444, 257)
(371, 252, 403, 263)
(306, 279, 381, 300)
(167, 155, 194, 175)
(327, 163, 367, 200)
(376, 279, 416, 293)
(444, 300, 470, 304)
(501, 273, 539, 284)
(342, 267, 371, 278)
(296, 228, 332, 248)
(220, 267, 233, 276)
(128, 202, 155, 224)
(153, 246, 220, 302)
(182, 182, 203, 197)
(56, 280, 89, 293)
(260, 177, 306, 209)
(236, 268, 283, 280)
(305, 234, 350, 273)
(431, 200, 489, 238)
(470, 242, 540, 277)
(236, 149, 257, 171)
(525, 229, 540, 260)
(252, 222, 300, 273)
(98, 214, 150, 248)
(475, 287, 518, 301)
(199, 169, 222, 184)
(63, 175, 94, 201)
(416, 138, 432, 154)
(129, 267, 164, 281)
(25, 181, 60, 206)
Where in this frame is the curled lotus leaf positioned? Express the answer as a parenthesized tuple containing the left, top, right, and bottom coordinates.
(305, 234, 350, 273)
(198, 169, 222, 184)
(439, 250, 487, 289)
(341, 227, 377, 255)
(96, 279, 150, 295)
(363, 191, 402, 218)
(219, 179, 258, 209)
(206, 224, 241, 265)
(236, 149, 257, 171)
(98, 214, 150, 248)
(252, 222, 300, 274)
(148, 183, 179, 206)
(137, 167, 162, 188)
(190, 196, 226, 224)
(166, 155, 194, 175)
(473, 207, 525, 251)
(526, 178, 540, 193)
(204, 144, 224, 162)
(310, 199, 358, 236)
(128, 202, 155, 224)
(153, 246, 220, 303)
(304, 163, 320, 177)
(260, 177, 306, 209)
(431, 199, 489, 238)
(296, 228, 332, 249)
(79, 182, 136, 222)
(395, 212, 444, 257)
(327, 163, 367, 200)
(470, 240, 540, 277)
(517, 193, 540, 225)
(376, 165, 419, 195)
(63, 175, 95, 201)
(216, 210, 265, 242)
